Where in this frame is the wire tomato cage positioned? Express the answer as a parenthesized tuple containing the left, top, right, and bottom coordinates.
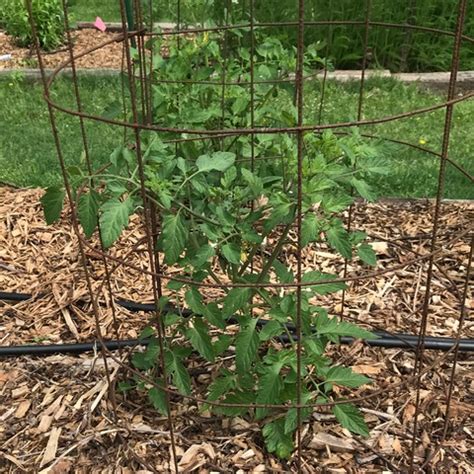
(23, 0, 473, 471)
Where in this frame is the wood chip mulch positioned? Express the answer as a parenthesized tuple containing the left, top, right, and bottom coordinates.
(0, 30, 124, 70)
(0, 186, 473, 473)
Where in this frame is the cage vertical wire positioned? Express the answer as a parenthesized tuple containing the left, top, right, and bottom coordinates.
(26, 0, 473, 471)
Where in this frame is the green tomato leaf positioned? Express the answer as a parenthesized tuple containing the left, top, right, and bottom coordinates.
(315, 312, 377, 340)
(326, 226, 352, 259)
(301, 214, 319, 246)
(148, 383, 168, 416)
(223, 288, 252, 317)
(350, 231, 367, 246)
(262, 419, 294, 459)
(162, 213, 188, 264)
(273, 260, 294, 284)
(235, 319, 259, 373)
(139, 326, 155, 340)
(41, 186, 65, 225)
(232, 96, 249, 115)
(185, 287, 207, 315)
(187, 318, 215, 362)
(259, 320, 284, 341)
(216, 390, 255, 416)
(206, 373, 235, 402)
(190, 244, 215, 268)
(358, 243, 377, 266)
(78, 189, 100, 238)
(132, 338, 159, 371)
(324, 366, 372, 388)
(322, 194, 354, 213)
(221, 242, 241, 265)
(165, 349, 191, 395)
(196, 151, 235, 172)
(333, 403, 370, 437)
(214, 334, 231, 355)
(185, 289, 225, 329)
(204, 303, 226, 329)
(284, 391, 313, 434)
(241, 168, 264, 196)
(256, 362, 284, 419)
(221, 166, 237, 188)
(351, 177, 376, 202)
(303, 337, 326, 357)
(301, 271, 347, 295)
(99, 197, 133, 248)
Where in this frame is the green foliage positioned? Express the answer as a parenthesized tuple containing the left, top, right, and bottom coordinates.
(67, 0, 474, 72)
(333, 403, 370, 437)
(323, 366, 372, 389)
(358, 243, 377, 266)
(326, 226, 352, 259)
(187, 318, 215, 362)
(196, 152, 235, 172)
(139, 0, 474, 72)
(2, 0, 65, 51)
(99, 197, 133, 248)
(235, 319, 259, 374)
(262, 419, 294, 459)
(161, 213, 188, 264)
(78, 190, 100, 238)
(148, 383, 169, 416)
(40, 30, 390, 459)
(165, 347, 192, 395)
(41, 186, 64, 224)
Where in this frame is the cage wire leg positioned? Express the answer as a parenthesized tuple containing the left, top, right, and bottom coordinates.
(133, 0, 149, 122)
(316, 0, 333, 127)
(409, 0, 469, 470)
(219, 0, 230, 142)
(295, 0, 306, 471)
(145, 0, 154, 125)
(61, 0, 123, 371)
(415, 235, 473, 470)
(439, 237, 473, 436)
(25, 0, 120, 417)
(117, 0, 179, 471)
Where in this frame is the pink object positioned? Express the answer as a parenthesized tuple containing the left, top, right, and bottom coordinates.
(93, 16, 107, 32)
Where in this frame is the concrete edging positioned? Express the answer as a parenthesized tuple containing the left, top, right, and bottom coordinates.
(1, 67, 474, 90)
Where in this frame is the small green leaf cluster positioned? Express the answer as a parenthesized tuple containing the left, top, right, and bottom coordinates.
(41, 31, 392, 459)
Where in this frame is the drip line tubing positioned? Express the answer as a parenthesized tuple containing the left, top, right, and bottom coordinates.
(1, 333, 473, 357)
(1, 291, 473, 356)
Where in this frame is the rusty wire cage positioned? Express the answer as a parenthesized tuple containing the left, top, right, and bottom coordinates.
(25, 0, 473, 471)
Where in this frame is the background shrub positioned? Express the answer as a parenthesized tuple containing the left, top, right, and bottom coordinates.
(1, 0, 65, 51)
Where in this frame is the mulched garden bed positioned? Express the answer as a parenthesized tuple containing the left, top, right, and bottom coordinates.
(0, 30, 123, 70)
(0, 186, 473, 472)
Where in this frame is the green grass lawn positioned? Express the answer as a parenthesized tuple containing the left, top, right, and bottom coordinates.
(0, 73, 472, 198)
(305, 78, 474, 199)
(0, 74, 122, 188)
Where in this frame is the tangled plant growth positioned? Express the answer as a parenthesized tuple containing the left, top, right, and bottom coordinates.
(42, 31, 393, 458)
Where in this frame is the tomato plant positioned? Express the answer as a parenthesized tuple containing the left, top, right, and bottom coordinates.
(43, 32, 391, 458)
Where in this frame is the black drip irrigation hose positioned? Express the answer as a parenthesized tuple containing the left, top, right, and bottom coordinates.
(1, 291, 474, 356)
